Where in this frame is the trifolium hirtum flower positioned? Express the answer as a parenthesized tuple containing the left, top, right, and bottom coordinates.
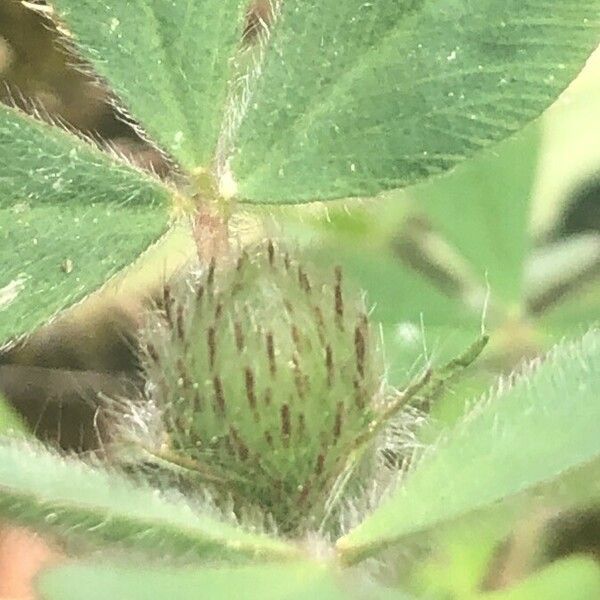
(120, 241, 481, 536)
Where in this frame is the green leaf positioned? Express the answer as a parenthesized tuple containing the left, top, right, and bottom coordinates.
(0, 104, 169, 341)
(40, 561, 413, 600)
(411, 125, 541, 306)
(0, 439, 296, 561)
(337, 328, 600, 563)
(233, 1, 600, 203)
(52, 0, 248, 168)
(480, 557, 600, 600)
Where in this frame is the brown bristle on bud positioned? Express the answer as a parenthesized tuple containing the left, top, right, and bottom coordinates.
(244, 367, 257, 410)
(325, 345, 334, 387)
(163, 284, 174, 326)
(315, 453, 325, 476)
(234, 321, 245, 353)
(212, 376, 226, 417)
(333, 401, 344, 441)
(334, 266, 344, 329)
(196, 283, 205, 303)
(207, 258, 216, 287)
(229, 426, 249, 462)
(284, 253, 291, 271)
(267, 240, 275, 266)
(176, 304, 185, 341)
(207, 326, 217, 370)
(353, 378, 365, 410)
(354, 325, 366, 378)
(280, 403, 291, 442)
(265, 331, 276, 376)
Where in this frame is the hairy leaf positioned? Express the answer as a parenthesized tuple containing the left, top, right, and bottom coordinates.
(51, 0, 248, 168)
(0, 440, 297, 561)
(233, 1, 600, 203)
(40, 561, 414, 600)
(337, 329, 600, 563)
(0, 104, 169, 341)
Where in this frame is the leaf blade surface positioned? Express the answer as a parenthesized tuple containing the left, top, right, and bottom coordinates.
(234, 0, 600, 203)
(0, 104, 170, 341)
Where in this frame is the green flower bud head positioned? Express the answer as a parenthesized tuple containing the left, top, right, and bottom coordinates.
(135, 242, 425, 534)
(139, 243, 384, 531)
